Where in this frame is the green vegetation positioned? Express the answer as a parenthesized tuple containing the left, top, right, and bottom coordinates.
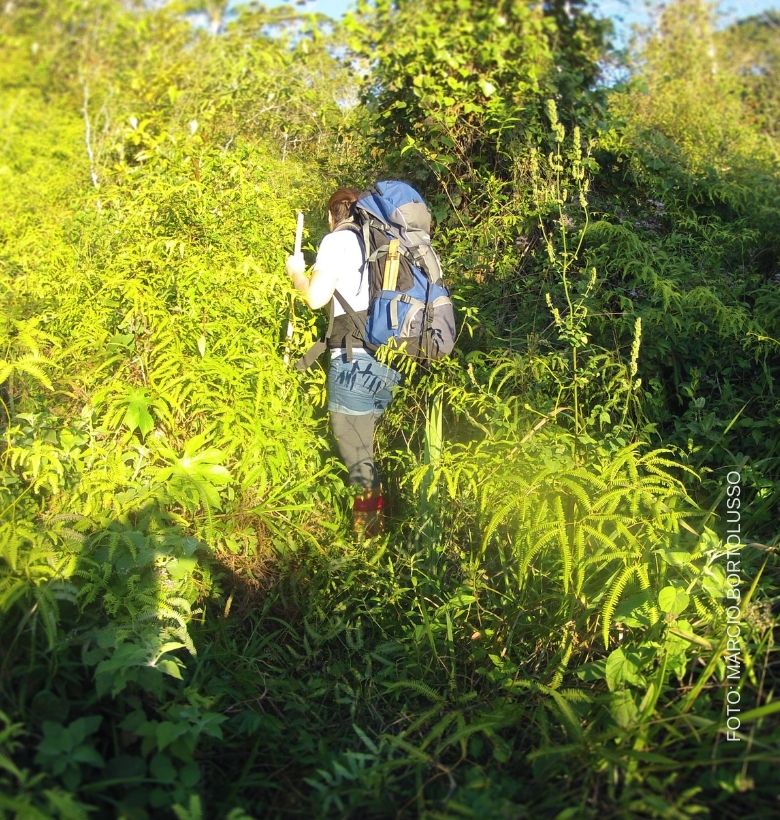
(1, 1, 777, 817)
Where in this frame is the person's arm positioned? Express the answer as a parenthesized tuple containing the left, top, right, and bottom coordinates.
(286, 253, 336, 310)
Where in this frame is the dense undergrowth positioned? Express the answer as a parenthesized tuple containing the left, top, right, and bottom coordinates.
(1, 1, 778, 818)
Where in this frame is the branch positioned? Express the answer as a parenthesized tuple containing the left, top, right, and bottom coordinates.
(81, 81, 101, 198)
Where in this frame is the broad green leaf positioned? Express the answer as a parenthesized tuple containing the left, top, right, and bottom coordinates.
(657, 548, 692, 566)
(156, 659, 184, 680)
(701, 564, 728, 599)
(479, 79, 496, 97)
(605, 647, 643, 691)
(70, 745, 104, 767)
(168, 557, 197, 580)
(150, 753, 177, 784)
(122, 388, 154, 437)
(156, 721, 187, 750)
(447, 591, 476, 608)
(69, 716, 102, 742)
(107, 333, 134, 350)
(180, 761, 201, 789)
(609, 690, 639, 728)
(658, 585, 690, 615)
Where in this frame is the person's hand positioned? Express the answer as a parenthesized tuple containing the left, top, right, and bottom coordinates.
(286, 253, 305, 278)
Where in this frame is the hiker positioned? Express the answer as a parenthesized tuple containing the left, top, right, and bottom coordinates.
(286, 187, 402, 534)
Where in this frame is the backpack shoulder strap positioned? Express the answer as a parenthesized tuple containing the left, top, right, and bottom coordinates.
(334, 220, 369, 287)
(294, 223, 372, 370)
(333, 220, 366, 256)
(333, 289, 377, 358)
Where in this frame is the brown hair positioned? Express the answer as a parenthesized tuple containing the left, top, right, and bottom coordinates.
(327, 187, 359, 224)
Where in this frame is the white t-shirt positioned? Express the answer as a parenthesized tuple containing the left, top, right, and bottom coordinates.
(314, 228, 369, 318)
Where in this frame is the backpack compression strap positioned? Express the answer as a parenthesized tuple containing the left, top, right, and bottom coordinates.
(294, 307, 334, 371)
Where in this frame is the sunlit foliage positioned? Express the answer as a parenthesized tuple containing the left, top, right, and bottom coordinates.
(1, 0, 777, 817)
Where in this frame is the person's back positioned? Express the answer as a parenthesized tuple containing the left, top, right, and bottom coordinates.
(286, 188, 402, 535)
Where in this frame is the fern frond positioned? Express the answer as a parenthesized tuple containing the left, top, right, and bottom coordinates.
(692, 593, 721, 624)
(567, 466, 608, 492)
(554, 495, 571, 594)
(533, 497, 550, 529)
(590, 488, 634, 514)
(518, 527, 559, 584)
(555, 476, 592, 512)
(601, 564, 637, 649)
(481, 496, 519, 552)
(401, 703, 447, 736)
(541, 687, 583, 742)
(611, 519, 643, 553)
(635, 563, 660, 625)
(384, 679, 444, 704)
(601, 442, 642, 482)
(419, 711, 459, 751)
(581, 549, 635, 567)
(578, 523, 624, 555)
(574, 524, 586, 595)
(13, 357, 55, 390)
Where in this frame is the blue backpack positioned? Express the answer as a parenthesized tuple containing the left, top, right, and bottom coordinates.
(297, 181, 456, 370)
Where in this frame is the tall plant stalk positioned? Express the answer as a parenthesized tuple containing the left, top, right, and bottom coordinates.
(533, 101, 596, 447)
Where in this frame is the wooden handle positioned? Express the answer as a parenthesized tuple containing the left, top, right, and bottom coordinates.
(383, 239, 400, 291)
(294, 211, 304, 256)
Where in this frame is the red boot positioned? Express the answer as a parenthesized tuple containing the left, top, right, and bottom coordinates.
(352, 489, 385, 538)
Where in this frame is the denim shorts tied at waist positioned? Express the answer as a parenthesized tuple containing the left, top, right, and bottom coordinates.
(327, 350, 402, 415)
